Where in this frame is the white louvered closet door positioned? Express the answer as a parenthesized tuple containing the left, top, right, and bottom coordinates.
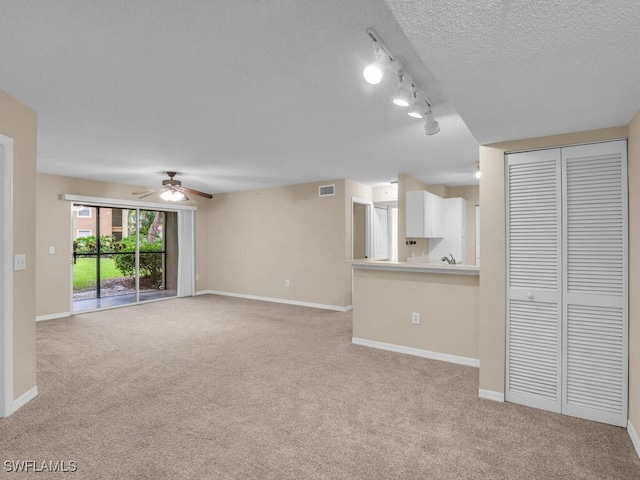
(506, 149, 563, 413)
(561, 140, 628, 427)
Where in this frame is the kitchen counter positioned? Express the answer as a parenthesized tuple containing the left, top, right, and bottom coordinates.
(351, 259, 479, 276)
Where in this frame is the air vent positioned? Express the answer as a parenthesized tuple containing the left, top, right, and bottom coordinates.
(318, 184, 336, 197)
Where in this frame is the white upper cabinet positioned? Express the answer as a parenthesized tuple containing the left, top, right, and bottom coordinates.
(426, 197, 468, 263)
(406, 190, 444, 238)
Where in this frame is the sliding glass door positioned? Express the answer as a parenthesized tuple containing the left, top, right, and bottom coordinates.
(72, 205, 178, 312)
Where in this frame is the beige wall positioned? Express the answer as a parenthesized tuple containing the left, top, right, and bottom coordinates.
(35, 173, 208, 317)
(352, 269, 478, 360)
(206, 179, 352, 308)
(478, 126, 628, 395)
(0, 90, 37, 400)
(628, 110, 640, 432)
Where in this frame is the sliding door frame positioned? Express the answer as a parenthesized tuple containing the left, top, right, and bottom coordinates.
(63, 194, 196, 313)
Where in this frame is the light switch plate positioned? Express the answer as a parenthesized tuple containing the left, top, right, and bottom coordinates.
(14, 254, 26, 271)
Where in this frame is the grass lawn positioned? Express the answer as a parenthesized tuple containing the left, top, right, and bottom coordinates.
(73, 257, 127, 290)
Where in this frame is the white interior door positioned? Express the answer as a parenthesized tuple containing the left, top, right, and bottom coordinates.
(373, 207, 389, 260)
(506, 140, 628, 427)
(561, 140, 628, 427)
(506, 148, 563, 413)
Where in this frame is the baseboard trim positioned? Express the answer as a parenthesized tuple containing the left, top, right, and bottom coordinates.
(12, 386, 38, 413)
(351, 337, 479, 368)
(36, 312, 70, 322)
(196, 290, 352, 312)
(478, 389, 505, 403)
(628, 420, 640, 460)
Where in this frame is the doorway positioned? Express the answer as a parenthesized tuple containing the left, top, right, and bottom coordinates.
(352, 199, 372, 260)
(72, 205, 178, 312)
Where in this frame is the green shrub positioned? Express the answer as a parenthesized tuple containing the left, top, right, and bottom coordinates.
(73, 235, 118, 254)
(112, 236, 164, 288)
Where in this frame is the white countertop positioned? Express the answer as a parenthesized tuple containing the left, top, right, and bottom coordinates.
(351, 259, 480, 276)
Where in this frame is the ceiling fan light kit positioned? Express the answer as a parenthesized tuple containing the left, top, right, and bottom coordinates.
(363, 28, 440, 136)
(133, 171, 213, 202)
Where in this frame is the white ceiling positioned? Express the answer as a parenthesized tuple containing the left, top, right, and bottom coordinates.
(385, 0, 640, 144)
(0, 1, 639, 195)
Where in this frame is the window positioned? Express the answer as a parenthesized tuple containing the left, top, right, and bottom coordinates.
(76, 206, 92, 218)
(77, 229, 92, 238)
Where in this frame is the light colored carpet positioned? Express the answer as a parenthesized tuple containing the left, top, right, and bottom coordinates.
(1, 295, 639, 479)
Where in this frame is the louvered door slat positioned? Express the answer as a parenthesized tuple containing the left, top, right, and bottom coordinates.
(506, 149, 562, 413)
(561, 140, 628, 427)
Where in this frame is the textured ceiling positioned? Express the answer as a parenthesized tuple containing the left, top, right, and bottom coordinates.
(0, 0, 478, 193)
(384, 0, 640, 144)
(1, 1, 639, 195)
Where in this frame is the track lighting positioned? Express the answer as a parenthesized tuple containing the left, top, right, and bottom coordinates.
(424, 109, 440, 136)
(363, 28, 394, 85)
(363, 50, 392, 85)
(408, 103, 424, 119)
(408, 93, 427, 119)
(475, 161, 481, 179)
(363, 28, 441, 135)
(392, 73, 414, 107)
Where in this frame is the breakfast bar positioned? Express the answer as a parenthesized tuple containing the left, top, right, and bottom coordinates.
(351, 260, 480, 366)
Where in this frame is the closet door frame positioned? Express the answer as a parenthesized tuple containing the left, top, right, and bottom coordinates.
(505, 139, 628, 427)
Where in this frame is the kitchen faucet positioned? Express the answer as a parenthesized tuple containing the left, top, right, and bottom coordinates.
(441, 253, 456, 265)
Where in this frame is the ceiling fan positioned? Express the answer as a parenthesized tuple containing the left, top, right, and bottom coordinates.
(133, 172, 213, 202)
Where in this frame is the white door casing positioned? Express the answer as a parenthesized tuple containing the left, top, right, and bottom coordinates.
(351, 198, 372, 260)
(0, 134, 14, 417)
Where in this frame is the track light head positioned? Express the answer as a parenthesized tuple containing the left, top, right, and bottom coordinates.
(424, 109, 440, 135)
(363, 49, 391, 85)
(408, 108, 423, 119)
(392, 73, 413, 107)
(408, 93, 426, 118)
(363, 29, 394, 85)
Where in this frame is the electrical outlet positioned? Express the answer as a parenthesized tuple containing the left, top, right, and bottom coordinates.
(14, 254, 26, 271)
(412, 312, 420, 325)
(285, 279, 290, 287)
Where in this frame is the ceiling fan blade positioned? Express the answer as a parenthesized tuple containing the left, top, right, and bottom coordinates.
(132, 188, 158, 195)
(137, 190, 160, 199)
(181, 187, 213, 199)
